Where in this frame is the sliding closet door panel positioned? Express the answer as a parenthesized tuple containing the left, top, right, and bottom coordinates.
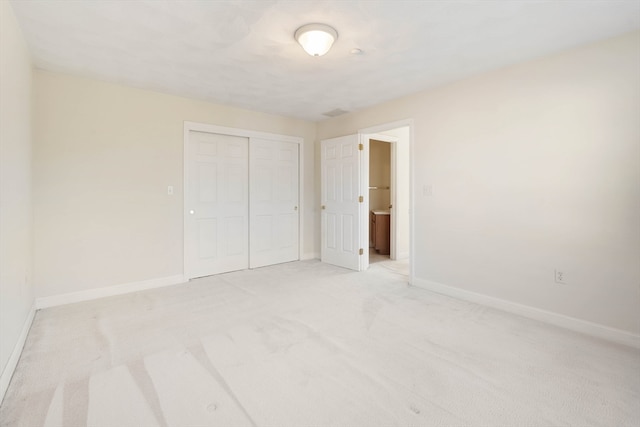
(187, 131, 249, 278)
(249, 138, 299, 268)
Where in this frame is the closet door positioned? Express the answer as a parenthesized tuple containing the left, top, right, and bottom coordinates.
(186, 131, 249, 278)
(249, 138, 299, 268)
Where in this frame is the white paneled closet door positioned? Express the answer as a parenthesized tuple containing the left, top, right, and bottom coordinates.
(186, 128, 301, 279)
(186, 131, 249, 279)
(249, 138, 299, 268)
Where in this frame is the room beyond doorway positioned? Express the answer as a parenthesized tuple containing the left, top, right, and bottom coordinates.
(369, 139, 392, 262)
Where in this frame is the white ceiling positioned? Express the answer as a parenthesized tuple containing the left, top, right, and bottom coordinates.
(10, 0, 640, 121)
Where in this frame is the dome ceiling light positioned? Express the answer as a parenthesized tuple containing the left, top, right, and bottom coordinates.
(294, 23, 338, 57)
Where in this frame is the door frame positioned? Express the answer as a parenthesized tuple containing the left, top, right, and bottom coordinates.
(361, 133, 399, 262)
(359, 119, 415, 284)
(183, 121, 304, 280)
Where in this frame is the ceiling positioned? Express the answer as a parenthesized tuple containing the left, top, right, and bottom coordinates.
(10, 0, 640, 121)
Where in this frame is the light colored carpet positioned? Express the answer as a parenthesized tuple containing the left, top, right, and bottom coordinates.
(1, 260, 639, 426)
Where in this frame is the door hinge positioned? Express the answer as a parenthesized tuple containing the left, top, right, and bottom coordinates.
(359, 248, 364, 255)
(359, 195, 364, 203)
(358, 143, 363, 151)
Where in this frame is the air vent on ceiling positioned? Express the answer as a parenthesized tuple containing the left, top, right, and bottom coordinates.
(322, 108, 349, 117)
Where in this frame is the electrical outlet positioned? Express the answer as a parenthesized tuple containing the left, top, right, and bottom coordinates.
(555, 270, 566, 284)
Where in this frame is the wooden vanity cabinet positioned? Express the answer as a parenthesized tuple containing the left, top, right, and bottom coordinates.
(370, 211, 390, 255)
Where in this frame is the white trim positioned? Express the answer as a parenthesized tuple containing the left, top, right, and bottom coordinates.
(358, 119, 415, 285)
(184, 121, 303, 144)
(183, 121, 304, 280)
(183, 123, 191, 280)
(35, 275, 185, 309)
(0, 304, 36, 404)
(408, 122, 415, 284)
(359, 134, 370, 271)
(413, 277, 640, 349)
(298, 141, 305, 264)
(363, 133, 398, 143)
(359, 119, 415, 135)
(390, 141, 397, 260)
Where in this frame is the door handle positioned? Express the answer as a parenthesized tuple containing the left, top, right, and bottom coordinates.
(321, 205, 326, 210)
(388, 204, 392, 209)
(294, 206, 298, 211)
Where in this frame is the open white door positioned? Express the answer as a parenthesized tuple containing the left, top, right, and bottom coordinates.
(186, 131, 249, 279)
(249, 138, 299, 268)
(320, 135, 363, 270)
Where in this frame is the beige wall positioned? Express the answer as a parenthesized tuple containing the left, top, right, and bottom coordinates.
(14, 25, 640, 339)
(369, 140, 391, 212)
(0, 1, 34, 384)
(33, 71, 316, 298)
(317, 31, 640, 334)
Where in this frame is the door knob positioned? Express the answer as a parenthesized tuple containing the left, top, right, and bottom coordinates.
(388, 204, 393, 209)
(321, 205, 326, 210)
(294, 206, 298, 211)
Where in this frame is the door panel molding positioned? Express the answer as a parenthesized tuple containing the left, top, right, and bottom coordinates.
(320, 134, 362, 271)
(249, 138, 299, 269)
(184, 122, 304, 280)
(186, 131, 249, 278)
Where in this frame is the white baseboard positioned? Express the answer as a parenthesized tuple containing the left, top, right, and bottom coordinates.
(36, 275, 186, 309)
(412, 278, 640, 349)
(301, 252, 320, 260)
(0, 304, 36, 405)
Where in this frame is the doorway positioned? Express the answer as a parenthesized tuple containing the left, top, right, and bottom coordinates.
(360, 123, 412, 281)
(319, 120, 413, 282)
(368, 138, 392, 264)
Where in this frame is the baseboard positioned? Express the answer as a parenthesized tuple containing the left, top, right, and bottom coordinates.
(412, 278, 640, 349)
(0, 304, 36, 404)
(301, 252, 320, 260)
(36, 275, 186, 309)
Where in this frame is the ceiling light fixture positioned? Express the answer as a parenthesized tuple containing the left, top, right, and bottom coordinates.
(294, 23, 338, 57)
